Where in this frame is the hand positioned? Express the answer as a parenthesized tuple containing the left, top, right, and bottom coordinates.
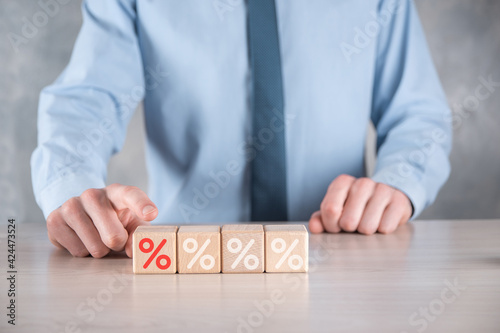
(309, 175, 412, 235)
(46, 184, 158, 258)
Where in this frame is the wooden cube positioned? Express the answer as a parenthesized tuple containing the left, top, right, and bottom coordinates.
(264, 225, 308, 273)
(221, 224, 264, 273)
(177, 225, 221, 274)
(133, 226, 177, 274)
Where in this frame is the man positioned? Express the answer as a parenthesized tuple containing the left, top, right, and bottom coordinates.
(31, 0, 451, 258)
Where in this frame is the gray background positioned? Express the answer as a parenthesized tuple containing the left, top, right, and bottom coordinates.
(1, 0, 499, 224)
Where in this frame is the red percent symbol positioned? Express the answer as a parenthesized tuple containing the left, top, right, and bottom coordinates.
(139, 238, 171, 270)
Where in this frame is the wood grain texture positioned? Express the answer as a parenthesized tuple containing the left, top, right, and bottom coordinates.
(221, 224, 264, 273)
(264, 224, 308, 273)
(3, 220, 500, 333)
(132, 226, 177, 274)
(177, 225, 221, 274)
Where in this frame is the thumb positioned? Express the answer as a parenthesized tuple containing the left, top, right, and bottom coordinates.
(123, 217, 151, 258)
(308, 210, 325, 234)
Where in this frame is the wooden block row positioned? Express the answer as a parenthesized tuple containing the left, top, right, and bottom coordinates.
(133, 224, 308, 274)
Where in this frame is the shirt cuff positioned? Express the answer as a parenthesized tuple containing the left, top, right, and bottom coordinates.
(37, 173, 106, 220)
(371, 168, 427, 220)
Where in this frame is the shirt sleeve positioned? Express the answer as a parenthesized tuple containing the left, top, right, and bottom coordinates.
(31, 0, 144, 219)
(370, 0, 452, 219)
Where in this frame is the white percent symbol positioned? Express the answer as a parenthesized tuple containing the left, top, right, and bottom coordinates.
(183, 238, 215, 270)
(227, 238, 259, 270)
(271, 238, 304, 270)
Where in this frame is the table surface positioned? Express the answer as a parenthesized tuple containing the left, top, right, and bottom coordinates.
(1, 220, 499, 333)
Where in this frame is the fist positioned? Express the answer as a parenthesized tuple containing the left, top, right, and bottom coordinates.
(46, 184, 158, 258)
(309, 175, 412, 235)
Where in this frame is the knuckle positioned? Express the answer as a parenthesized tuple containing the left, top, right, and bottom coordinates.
(337, 174, 354, 182)
(378, 225, 395, 234)
(89, 246, 110, 259)
(321, 203, 342, 220)
(81, 188, 104, 203)
(323, 223, 340, 233)
(354, 177, 374, 189)
(60, 197, 80, 216)
(358, 224, 376, 235)
(46, 213, 60, 230)
(47, 233, 61, 248)
(332, 174, 355, 188)
(103, 233, 126, 249)
(123, 185, 140, 195)
(375, 182, 394, 196)
(107, 183, 121, 191)
(46, 217, 67, 241)
(393, 191, 409, 204)
(117, 208, 134, 222)
(339, 216, 358, 232)
(71, 248, 90, 258)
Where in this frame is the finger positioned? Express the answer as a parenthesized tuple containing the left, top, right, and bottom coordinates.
(394, 190, 413, 226)
(378, 191, 412, 234)
(338, 178, 375, 232)
(118, 209, 151, 258)
(377, 204, 401, 234)
(124, 220, 150, 258)
(378, 204, 409, 235)
(80, 188, 128, 251)
(308, 211, 325, 234)
(48, 232, 64, 249)
(62, 197, 110, 258)
(46, 211, 64, 249)
(357, 183, 394, 235)
(106, 184, 158, 221)
(320, 174, 355, 233)
(46, 208, 89, 257)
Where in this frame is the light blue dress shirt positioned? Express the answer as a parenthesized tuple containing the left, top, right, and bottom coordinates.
(31, 0, 452, 223)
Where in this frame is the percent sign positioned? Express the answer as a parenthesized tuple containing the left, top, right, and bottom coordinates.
(271, 238, 304, 270)
(183, 238, 215, 270)
(139, 238, 171, 270)
(227, 238, 259, 270)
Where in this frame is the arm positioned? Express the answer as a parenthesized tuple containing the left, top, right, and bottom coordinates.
(310, 0, 451, 234)
(31, 0, 156, 256)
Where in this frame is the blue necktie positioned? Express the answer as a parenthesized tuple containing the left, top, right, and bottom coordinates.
(248, 0, 288, 221)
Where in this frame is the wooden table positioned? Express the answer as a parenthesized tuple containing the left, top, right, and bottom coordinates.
(1, 220, 499, 333)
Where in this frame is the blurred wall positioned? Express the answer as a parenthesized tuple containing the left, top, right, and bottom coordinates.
(1, 0, 499, 223)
